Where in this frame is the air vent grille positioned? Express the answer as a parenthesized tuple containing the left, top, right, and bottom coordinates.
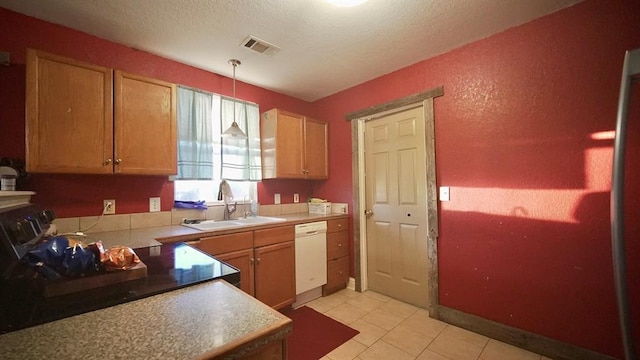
(241, 35, 281, 55)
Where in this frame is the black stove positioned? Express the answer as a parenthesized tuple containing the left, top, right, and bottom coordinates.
(0, 203, 55, 264)
(0, 204, 240, 333)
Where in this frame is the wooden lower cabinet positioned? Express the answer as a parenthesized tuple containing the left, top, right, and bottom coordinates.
(237, 339, 286, 360)
(325, 256, 350, 295)
(323, 218, 350, 296)
(192, 226, 296, 310)
(215, 248, 255, 296)
(254, 241, 296, 310)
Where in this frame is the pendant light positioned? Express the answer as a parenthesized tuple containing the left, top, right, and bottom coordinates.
(222, 59, 247, 139)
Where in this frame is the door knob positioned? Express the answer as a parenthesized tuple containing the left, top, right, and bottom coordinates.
(364, 210, 374, 218)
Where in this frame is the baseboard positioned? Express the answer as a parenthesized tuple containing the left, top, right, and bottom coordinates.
(347, 277, 355, 291)
(434, 305, 617, 360)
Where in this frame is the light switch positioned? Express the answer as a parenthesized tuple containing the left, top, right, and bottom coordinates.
(439, 186, 450, 202)
(274, 193, 281, 204)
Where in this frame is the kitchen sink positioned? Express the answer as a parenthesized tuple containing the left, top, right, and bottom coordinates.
(181, 216, 286, 231)
(232, 216, 287, 225)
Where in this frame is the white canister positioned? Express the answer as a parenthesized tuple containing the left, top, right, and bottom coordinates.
(1, 175, 16, 191)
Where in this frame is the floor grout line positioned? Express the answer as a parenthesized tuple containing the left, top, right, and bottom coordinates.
(317, 288, 546, 360)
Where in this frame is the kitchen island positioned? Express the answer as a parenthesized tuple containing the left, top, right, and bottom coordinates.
(0, 279, 292, 359)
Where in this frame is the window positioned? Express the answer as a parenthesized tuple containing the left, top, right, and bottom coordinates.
(174, 86, 261, 204)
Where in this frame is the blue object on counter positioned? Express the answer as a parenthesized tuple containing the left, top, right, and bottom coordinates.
(25, 236, 97, 278)
(174, 200, 208, 210)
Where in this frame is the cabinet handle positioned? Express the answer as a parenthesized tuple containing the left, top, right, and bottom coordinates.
(250, 258, 254, 265)
(337, 224, 342, 228)
(104, 159, 112, 165)
(338, 243, 342, 247)
(256, 257, 261, 264)
(115, 158, 122, 165)
(339, 271, 343, 275)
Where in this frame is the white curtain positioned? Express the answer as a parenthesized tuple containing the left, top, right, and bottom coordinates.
(220, 98, 262, 181)
(176, 86, 214, 179)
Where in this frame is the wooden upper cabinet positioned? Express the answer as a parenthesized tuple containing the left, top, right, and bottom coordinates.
(25, 49, 177, 175)
(114, 71, 177, 175)
(261, 108, 328, 180)
(303, 117, 329, 179)
(26, 49, 114, 174)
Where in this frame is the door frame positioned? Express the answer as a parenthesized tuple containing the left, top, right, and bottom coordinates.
(346, 86, 443, 314)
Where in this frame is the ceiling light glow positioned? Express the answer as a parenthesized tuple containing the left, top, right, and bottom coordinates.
(325, 0, 368, 7)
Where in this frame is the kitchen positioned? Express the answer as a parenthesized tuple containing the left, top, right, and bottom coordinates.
(1, 0, 639, 359)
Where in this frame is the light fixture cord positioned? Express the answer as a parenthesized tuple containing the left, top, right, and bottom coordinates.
(232, 62, 236, 125)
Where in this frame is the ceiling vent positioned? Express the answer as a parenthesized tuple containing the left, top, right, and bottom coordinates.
(240, 35, 281, 55)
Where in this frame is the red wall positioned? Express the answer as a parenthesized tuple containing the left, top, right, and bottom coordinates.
(2, 0, 640, 357)
(0, 7, 316, 217)
(312, 0, 640, 357)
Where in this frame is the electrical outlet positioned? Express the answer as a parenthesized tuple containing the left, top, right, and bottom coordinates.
(293, 193, 299, 203)
(149, 197, 161, 212)
(149, 246, 161, 257)
(0, 52, 10, 66)
(103, 199, 116, 214)
(274, 193, 281, 204)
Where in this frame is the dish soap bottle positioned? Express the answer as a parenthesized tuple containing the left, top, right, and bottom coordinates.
(250, 199, 258, 217)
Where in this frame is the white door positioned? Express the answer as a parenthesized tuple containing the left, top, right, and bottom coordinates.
(365, 106, 429, 308)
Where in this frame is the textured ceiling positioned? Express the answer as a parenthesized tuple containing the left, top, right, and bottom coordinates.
(0, 0, 582, 101)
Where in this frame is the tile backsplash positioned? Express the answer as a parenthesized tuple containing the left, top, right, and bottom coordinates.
(53, 203, 309, 234)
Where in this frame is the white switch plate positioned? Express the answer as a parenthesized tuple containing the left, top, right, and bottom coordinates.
(149, 246, 161, 257)
(274, 193, 281, 204)
(293, 193, 299, 203)
(439, 187, 450, 201)
(149, 197, 161, 212)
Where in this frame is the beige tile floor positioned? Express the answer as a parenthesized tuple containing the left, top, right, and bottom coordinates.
(303, 288, 552, 360)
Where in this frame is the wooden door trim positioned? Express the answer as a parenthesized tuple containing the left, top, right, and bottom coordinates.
(345, 86, 443, 121)
(350, 86, 443, 316)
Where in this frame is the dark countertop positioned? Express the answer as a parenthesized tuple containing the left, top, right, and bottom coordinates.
(0, 242, 240, 333)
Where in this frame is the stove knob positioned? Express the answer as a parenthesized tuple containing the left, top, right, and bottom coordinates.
(12, 220, 35, 244)
(26, 217, 42, 234)
(38, 209, 56, 224)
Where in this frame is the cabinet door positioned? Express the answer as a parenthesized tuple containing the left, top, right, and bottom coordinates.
(327, 231, 349, 260)
(216, 249, 255, 296)
(324, 256, 349, 296)
(275, 111, 305, 178)
(114, 71, 177, 175)
(304, 117, 328, 179)
(254, 241, 295, 309)
(198, 232, 253, 256)
(26, 49, 113, 174)
(261, 109, 305, 179)
(327, 218, 348, 233)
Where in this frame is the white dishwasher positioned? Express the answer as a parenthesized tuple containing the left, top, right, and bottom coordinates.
(294, 221, 327, 306)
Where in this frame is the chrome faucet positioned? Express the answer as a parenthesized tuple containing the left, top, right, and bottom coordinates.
(224, 202, 237, 220)
(218, 180, 236, 220)
(243, 194, 252, 218)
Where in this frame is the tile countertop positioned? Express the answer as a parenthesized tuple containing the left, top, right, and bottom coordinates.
(84, 212, 349, 249)
(0, 280, 292, 360)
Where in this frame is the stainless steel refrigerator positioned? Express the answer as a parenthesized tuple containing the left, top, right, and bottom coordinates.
(612, 47, 640, 360)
